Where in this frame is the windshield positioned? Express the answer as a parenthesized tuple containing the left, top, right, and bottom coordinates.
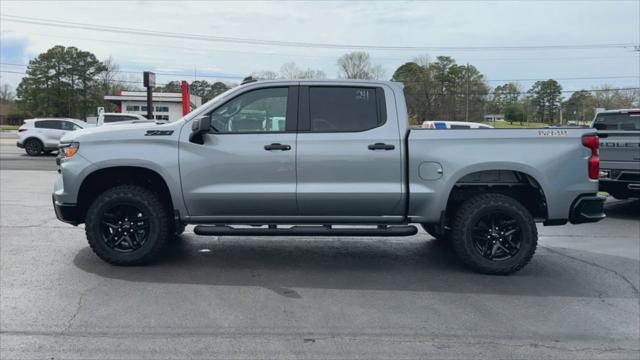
(103, 115, 142, 123)
(593, 113, 640, 131)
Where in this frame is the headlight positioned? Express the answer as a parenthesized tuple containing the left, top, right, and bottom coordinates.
(59, 142, 80, 158)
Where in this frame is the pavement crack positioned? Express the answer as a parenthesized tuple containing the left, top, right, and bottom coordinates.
(542, 246, 639, 296)
(62, 282, 103, 334)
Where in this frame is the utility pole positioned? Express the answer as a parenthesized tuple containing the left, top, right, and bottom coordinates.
(143, 71, 155, 120)
(465, 62, 470, 122)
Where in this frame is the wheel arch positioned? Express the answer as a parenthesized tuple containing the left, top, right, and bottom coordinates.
(76, 166, 177, 224)
(443, 166, 549, 222)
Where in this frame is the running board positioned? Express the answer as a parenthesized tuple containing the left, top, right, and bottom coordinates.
(193, 225, 418, 237)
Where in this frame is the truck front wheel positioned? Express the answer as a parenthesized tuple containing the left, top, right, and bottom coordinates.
(450, 193, 537, 275)
(85, 185, 170, 265)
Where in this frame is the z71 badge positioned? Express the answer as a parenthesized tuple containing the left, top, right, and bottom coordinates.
(145, 130, 174, 136)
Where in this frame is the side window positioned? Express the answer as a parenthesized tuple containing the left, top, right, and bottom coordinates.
(60, 121, 81, 130)
(208, 87, 289, 133)
(308, 87, 383, 132)
(35, 120, 62, 129)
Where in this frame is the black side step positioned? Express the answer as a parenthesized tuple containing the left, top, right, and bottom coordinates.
(193, 225, 418, 237)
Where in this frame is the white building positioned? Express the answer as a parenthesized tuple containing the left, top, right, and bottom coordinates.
(484, 114, 505, 122)
(104, 91, 202, 122)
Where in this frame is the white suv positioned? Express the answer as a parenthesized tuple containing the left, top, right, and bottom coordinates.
(97, 112, 153, 126)
(17, 118, 90, 156)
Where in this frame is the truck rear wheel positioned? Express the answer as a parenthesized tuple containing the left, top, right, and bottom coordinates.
(450, 193, 537, 275)
(85, 185, 170, 265)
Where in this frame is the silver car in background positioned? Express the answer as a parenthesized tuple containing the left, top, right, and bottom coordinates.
(592, 109, 640, 199)
(17, 118, 91, 156)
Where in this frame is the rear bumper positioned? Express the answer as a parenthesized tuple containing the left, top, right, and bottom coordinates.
(16, 141, 23, 148)
(599, 179, 640, 198)
(52, 195, 79, 226)
(569, 195, 606, 224)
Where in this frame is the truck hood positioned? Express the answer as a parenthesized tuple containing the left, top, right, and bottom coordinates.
(61, 121, 181, 144)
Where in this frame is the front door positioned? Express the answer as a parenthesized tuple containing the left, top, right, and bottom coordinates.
(180, 86, 299, 219)
(296, 85, 404, 218)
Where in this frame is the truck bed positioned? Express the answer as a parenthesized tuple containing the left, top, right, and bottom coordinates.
(406, 128, 599, 223)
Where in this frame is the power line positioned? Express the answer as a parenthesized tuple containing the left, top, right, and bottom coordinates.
(7, 30, 639, 63)
(2, 14, 637, 52)
(0, 69, 168, 86)
(0, 63, 242, 81)
(2, 62, 637, 83)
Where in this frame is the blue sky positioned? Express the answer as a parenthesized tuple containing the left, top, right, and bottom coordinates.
(1, 0, 638, 95)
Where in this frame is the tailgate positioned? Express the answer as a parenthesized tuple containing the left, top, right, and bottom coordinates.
(598, 131, 640, 163)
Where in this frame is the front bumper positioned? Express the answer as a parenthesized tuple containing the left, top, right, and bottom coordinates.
(16, 141, 23, 149)
(52, 195, 80, 225)
(569, 195, 606, 224)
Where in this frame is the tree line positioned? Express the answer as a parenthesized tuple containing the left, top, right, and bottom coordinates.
(2, 45, 638, 125)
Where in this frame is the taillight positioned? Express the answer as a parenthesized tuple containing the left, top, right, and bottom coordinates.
(582, 134, 599, 180)
(18, 128, 27, 132)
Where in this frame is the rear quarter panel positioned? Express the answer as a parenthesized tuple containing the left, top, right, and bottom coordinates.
(407, 129, 598, 222)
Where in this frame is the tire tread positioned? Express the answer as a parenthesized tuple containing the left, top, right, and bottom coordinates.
(85, 185, 170, 265)
(451, 193, 538, 275)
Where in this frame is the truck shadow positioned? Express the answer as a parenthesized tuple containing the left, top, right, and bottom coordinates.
(73, 234, 639, 299)
(604, 198, 639, 220)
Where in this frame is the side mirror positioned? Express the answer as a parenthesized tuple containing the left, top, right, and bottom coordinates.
(189, 115, 211, 144)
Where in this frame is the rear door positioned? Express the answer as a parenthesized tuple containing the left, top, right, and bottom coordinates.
(296, 85, 404, 218)
(180, 86, 299, 218)
(34, 120, 64, 147)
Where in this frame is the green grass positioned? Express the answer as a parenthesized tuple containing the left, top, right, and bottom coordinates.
(0, 125, 20, 131)
(490, 121, 548, 129)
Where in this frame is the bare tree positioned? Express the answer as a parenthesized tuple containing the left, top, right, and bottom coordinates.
(279, 62, 300, 79)
(337, 52, 385, 80)
(250, 70, 279, 80)
(279, 62, 326, 79)
(0, 84, 15, 102)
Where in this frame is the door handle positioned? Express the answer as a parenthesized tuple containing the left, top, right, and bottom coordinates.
(368, 143, 395, 151)
(264, 143, 291, 151)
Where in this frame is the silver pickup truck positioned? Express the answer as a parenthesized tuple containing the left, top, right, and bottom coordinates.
(592, 109, 640, 199)
(53, 80, 605, 274)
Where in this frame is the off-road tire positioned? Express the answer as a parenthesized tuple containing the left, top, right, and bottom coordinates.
(24, 139, 43, 156)
(85, 185, 170, 265)
(451, 193, 537, 275)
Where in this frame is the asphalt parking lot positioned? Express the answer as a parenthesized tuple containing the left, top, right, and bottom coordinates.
(1, 141, 639, 359)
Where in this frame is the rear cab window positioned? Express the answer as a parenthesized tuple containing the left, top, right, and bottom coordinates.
(593, 112, 640, 131)
(301, 86, 386, 132)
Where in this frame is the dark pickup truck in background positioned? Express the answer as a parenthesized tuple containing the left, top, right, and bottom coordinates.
(592, 109, 640, 199)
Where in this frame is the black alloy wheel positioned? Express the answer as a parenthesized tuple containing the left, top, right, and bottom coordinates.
(100, 203, 150, 252)
(450, 193, 537, 275)
(471, 211, 522, 261)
